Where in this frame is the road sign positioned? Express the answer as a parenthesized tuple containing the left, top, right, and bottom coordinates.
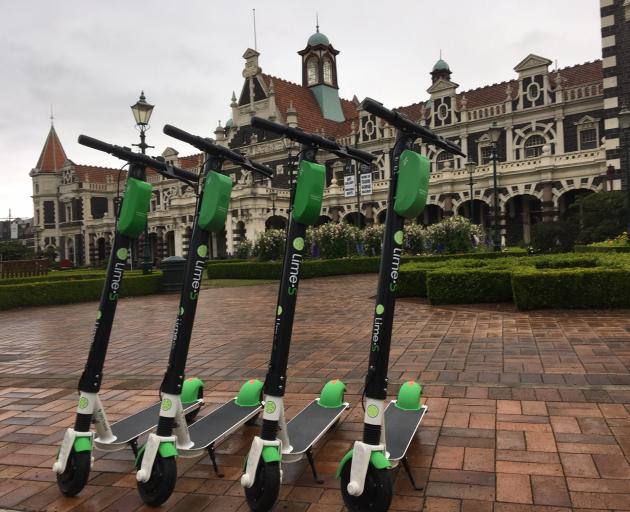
(359, 172, 372, 195)
(344, 175, 356, 198)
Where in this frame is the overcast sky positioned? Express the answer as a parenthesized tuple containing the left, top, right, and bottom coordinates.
(0, 0, 601, 218)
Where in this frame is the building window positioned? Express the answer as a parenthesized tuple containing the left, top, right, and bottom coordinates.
(436, 151, 454, 170)
(307, 57, 318, 86)
(437, 103, 449, 121)
(524, 134, 546, 158)
(579, 127, 598, 150)
(323, 58, 333, 85)
(479, 145, 493, 165)
(526, 82, 541, 102)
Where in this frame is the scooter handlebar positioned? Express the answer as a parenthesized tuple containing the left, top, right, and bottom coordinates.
(251, 116, 340, 152)
(360, 97, 465, 157)
(163, 124, 273, 178)
(77, 134, 199, 182)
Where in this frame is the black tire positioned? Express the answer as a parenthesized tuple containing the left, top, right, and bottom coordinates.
(137, 453, 177, 507)
(340, 459, 392, 512)
(57, 449, 91, 497)
(244, 460, 281, 512)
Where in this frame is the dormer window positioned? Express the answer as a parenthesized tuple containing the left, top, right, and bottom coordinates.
(524, 134, 546, 158)
(307, 57, 318, 86)
(526, 82, 541, 103)
(579, 128, 598, 150)
(323, 58, 333, 85)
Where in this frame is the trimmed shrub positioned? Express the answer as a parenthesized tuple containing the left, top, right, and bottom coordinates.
(404, 223, 426, 255)
(312, 222, 361, 259)
(512, 268, 630, 310)
(426, 269, 513, 304)
(397, 267, 429, 297)
(424, 216, 484, 254)
(0, 273, 162, 310)
(534, 256, 597, 269)
(361, 225, 384, 256)
(574, 245, 630, 253)
(234, 240, 253, 259)
(253, 229, 286, 261)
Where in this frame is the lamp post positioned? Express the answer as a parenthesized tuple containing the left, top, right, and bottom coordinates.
(270, 189, 278, 217)
(130, 91, 155, 274)
(487, 121, 502, 252)
(465, 158, 477, 223)
(619, 103, 630, 245)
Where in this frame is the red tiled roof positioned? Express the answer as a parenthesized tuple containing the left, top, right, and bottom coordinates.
(260, 74, 357, 138)
(35, 125, 68, 172)
(395, 102, 425, 123)
(73, 165, 122, 183)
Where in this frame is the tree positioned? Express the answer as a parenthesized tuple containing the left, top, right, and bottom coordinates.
(563, 191, 627, 244)
(0, 241, 35, 261)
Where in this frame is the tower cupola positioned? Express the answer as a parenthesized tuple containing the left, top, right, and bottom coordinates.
(431, 57, 452, 84)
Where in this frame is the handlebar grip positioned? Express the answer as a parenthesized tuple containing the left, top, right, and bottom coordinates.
(360, 98, 398, 126)
(78, 135, 115, 155)
(163, 124, 202, 148)
(250, 160, 274, 178)
(170, 165, 199, 182)
(250, 117, 288, 137)
(344, 146, 376, 163)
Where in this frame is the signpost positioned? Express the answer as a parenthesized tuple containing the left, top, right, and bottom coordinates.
(343, 162, 373, 229)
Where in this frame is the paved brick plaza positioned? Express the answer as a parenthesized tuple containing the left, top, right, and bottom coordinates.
(1, 274, 630, 511)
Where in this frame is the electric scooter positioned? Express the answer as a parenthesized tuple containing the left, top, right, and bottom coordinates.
(240, 117, 375, 512)
(52, 135, 203, 497)
(134, 124, 274, 506)
(337, 98, 464, 512)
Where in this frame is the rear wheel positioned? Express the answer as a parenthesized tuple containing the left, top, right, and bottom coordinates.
(244, 460, 281, 512)
(57, 449, 91, 497)
(137, 453, 177, 506)
(340, 459, 392, 512)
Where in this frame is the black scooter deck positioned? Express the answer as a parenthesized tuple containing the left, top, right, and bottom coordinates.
(384, 402, 427, 461)
(186, 399, 261, 451)
(101, 400, 201, 445)
(286, 400, 348, 455)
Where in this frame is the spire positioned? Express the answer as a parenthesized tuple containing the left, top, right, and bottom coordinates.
(35, 123, 68, 172)
(316, 12, 319, 33)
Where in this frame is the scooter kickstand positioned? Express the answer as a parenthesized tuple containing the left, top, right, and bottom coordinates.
(402, 456, 423, 491)
(129, 439, 139, 457)
(306, 449, 324, 484)
(207, 445, 224, 478)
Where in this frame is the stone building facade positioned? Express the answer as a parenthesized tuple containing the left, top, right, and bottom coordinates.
(30, 18, 623, 265)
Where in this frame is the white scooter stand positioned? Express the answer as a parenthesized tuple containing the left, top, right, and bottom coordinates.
(241, 436, 282, 488)
(135, 432, 177, 483)
(52, 428, 94, 474)
(346, 441, 386, 496)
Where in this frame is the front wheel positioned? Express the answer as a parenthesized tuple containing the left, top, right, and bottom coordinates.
(340, 459, 392, 512)
(57, 449, 91, 496)
(244, 461, 281, 512)
(137, 453, 177, 506)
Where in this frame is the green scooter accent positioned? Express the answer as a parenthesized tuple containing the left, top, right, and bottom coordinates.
(292, 160, 326, 225)
(180, 377, 204, 405)
(262, 445, 281, 463)
(395, 381, 423, 411)
(318, 379, 346, 408)
(118, 177, 153, 238)
(72, 436, 93, 453)
(235, 379, 264, 407)
(335, 448, 391, 478)
(394, 150, 430, 219)
(134, 441, 178, 469)
(198, 171, 233, 232)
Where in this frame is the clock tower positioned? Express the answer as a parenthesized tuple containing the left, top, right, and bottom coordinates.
(298, 26, 345, 122)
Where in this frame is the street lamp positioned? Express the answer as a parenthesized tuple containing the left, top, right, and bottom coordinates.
(619, 103, 630, 245)
(465, 158, 477, 223)
(130, 91, 155, 274)
(487, 121, 502, 252)
(270, 189, 278, 217)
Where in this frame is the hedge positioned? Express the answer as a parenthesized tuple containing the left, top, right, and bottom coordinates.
(427, 270, 514, 305)
(0, 273, 162, 310)
(206, 257, 382, 280)
(574, 245, 630, 253)
(512, 269, 630, 310)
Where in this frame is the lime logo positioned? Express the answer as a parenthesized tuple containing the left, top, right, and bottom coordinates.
(265, 401, 276, 415)
(116, 248, 128, 261)
(277, 306, 283, 316)
(78, 397, 89, 409)
(161, 399, 173, 412)
(376, 304, 385, 315)
(179, 307, 184, 316)
(394, 231, 404, 245)
(96, 310, 102, 320)
(197, 245, 208, 258)
(293, 237, 305, 251)
(367, 404, 379, 418)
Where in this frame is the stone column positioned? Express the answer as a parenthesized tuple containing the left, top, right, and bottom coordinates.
(442, 194, 454, 217)
(541, 182, 555, 222)
(226, 215, 234, 255)
(174, 226, 184, 257)
(84, 232, 91, 266)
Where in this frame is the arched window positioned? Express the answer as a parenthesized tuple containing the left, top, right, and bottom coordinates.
(524, 134, 546, 158)
(323, 58, 333, 85)
(307, 57, 318, 86)
(436, 151, 454, 170)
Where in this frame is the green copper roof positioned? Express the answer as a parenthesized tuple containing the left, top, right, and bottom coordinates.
(225, 118, 233, 128)
(432, 59, 450, 72)
(310, 85, 345, 122)
(308, 31, 330, 46)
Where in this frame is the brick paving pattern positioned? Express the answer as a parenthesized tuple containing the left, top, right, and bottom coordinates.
(1, 274, 630, 511)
